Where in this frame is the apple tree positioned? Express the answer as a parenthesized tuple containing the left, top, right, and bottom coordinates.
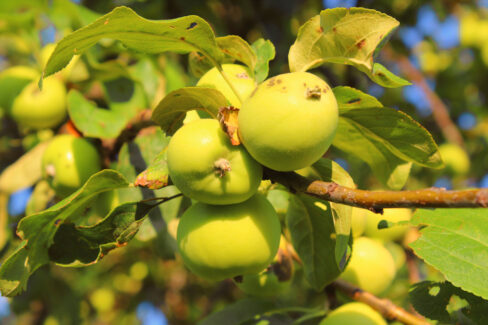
(0, 1, 487, 324)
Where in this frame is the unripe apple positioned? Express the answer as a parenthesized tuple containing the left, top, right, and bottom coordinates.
(319, 302, 387, 325)
(238, 72, 338, 171)
(177, 194, 281, 281)
(167, 119, 262, 205)
(438, 143, 470, 176)
(364, 208, 412, 242)
(235, 268, 289, 297)
(340, 237, 396, 295)
(196, 64, 256, 108)
(384, 242, 407, 271)
(11, 77, 67, 130)
(0, 65, 39, 112)
(41, 134, 101, 198)
(351, 207, 367, 238)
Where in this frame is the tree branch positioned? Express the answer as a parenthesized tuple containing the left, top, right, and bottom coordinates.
(332, 279, 429, 325)
(265, 169, 488, 211)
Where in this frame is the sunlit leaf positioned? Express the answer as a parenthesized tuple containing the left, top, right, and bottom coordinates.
(289, 8, 409, 87)
(252, 38, 275, 83)
(0, 170, 129, 296)
(152, 87, 227, 135)
(43, 6, 223, 81)
(410, 209, 488, 300)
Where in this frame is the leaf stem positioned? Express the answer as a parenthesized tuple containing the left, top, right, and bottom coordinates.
(216, 64, 244, 105)
(265, 169, 488, 211)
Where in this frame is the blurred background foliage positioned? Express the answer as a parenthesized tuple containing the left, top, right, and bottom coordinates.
(1, 0, 488, 324)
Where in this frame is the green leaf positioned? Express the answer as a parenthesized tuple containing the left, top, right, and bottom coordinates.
(410, 281, 488, 324)
(67, 90, 127, 139)
(115, 129, 188, 258)
(216, 35, 257, 73)
(134, 148, 169, 190)
(0, 169, 129, 297)
(331, 87, 440, 189)
(198, 297, 277, 325)
(410, 209, 488, 300)
(308, 159, 354, 269)
(333, 86, 382, 108)
(188, 36, 257, 78)
(288, 8, 409, 88)
(339, 107, 441, 168)
(152, 87, 227, 135)
(48, 199, 167, 266)
(68, 77, 147, 139)
(0, 141, 50, 194)
(286, 193, 344, 291)
(252, 38, 276, 83)
(42, 6, 223, 80)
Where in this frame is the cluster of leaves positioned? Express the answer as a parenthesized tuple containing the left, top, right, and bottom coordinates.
(1, 2, 487, 324)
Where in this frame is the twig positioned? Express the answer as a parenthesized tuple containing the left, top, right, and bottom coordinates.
(265, 169, 488, 211)
(382, 45, 465, 148)
(333, 279, 429, 325)
(288, 242, 426, 325)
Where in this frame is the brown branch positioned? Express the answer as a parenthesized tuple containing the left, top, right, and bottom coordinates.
(265, 169, 488, 211)
(288, 242, 425, 325)
(332, 279, 429, 325)
(382, 45, 465, 148)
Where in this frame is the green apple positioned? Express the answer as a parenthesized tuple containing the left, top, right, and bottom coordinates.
(235, 268, 289, 297)
(364, 208, 412, 242)
(41, 134, 101, 198)
(384, 242, 407, 271)
(0, 65, 39, 112)
(238, 72, 338, 171)
(167, 118, 262, 205)
(320, 302, 387, 325)
(438, 143, 470, 176)
(11, 77, 67, 129)
(340, 237, 396, 295)
(177, 194, 281, 281)
(196, 64, 256, 108)
(351, 207, 367, 238)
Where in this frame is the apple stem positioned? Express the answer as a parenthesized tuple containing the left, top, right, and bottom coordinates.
(214, 158, 231, 177)
(217, 66, 244, 105)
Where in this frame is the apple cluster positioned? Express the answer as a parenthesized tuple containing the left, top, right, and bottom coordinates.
(1, 44, 108, 216)
(169, 64, 339, 293)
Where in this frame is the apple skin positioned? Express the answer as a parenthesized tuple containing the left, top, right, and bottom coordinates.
(41, 134, 101, 198)
(351, 207, 367, 238)
(364, 208, 412, 242)
(238, 72, 338, 171)
(236, 268, 289, 297)
(176, 194, 281, 281)
(11, 77, 67, 130)
(0, 66, 39, 112)
(319, 302, 387, 325)
(196, 64, 256, 108)
(167, 119, 262, 205)
(384, 241, 407, 271)
(340, 237, 396, 295)
(438, 143, 470, 176)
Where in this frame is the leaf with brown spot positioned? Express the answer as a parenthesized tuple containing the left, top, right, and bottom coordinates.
(134, 148, 169, 190)
(289, 8, 410, 88)
(218, 106, 241, 145)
